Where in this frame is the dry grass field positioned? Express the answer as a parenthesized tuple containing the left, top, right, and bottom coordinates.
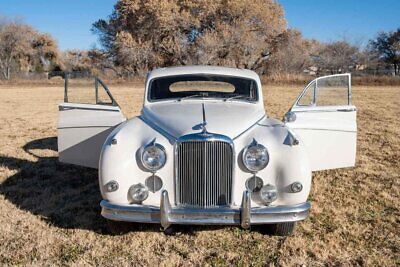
(0, 80, 399, 266)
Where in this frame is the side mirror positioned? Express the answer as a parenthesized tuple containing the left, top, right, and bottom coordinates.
(283, 111, 296, 123)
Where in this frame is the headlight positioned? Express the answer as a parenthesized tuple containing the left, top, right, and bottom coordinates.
(141, 143, 166, 172)
(242, 142, 269, 172)
(259, 184, 277, 205)
(128, 183, 149, 203)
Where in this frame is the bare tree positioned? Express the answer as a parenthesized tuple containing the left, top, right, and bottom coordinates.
(31, 33, 59, 72)
(266, 29, 317, 74)
(369, 29, 400, 75)
(0, 20, 59, 79)
(313, 41, 360, 74)
(92, 0, 286, 75)
(0, 23, 32, 79)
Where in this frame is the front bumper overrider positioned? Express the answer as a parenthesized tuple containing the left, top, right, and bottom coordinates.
(100, 190, 311, 229)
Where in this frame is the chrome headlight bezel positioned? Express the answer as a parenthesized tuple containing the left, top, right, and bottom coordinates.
(242, 142, 270, 173)
(140, 142, 167, 172)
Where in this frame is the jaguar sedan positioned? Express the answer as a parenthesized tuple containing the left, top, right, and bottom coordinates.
(57, 66, 357, 235)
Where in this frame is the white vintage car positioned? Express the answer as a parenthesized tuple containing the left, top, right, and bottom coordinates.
(58, 66, 357, 235)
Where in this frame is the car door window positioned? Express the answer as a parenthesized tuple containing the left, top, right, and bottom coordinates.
(315, 75, 350, 106)
(60, 72, 118, 106)
(297, 81, 315, 106)
(296, 74, 350, 107)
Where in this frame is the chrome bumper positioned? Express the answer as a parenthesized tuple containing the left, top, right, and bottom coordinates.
(100, 190, 311, 229)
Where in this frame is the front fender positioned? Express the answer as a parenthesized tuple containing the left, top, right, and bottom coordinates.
(99, 117, 175, 205)
(232, 117, 312, 207)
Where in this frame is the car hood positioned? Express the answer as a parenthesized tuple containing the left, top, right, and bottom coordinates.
(141, 101, 265, 139)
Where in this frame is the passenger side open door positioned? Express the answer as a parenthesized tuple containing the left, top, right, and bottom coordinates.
(58, 76, 126, 169)
(284, 74, 357, 171)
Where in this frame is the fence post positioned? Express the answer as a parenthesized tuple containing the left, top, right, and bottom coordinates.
(64, 72, 69, 103)
(95, 77, 99, 104)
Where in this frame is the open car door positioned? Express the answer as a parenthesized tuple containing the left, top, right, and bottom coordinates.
(284, 74, 357, 171)
(58, 76, 126, 169)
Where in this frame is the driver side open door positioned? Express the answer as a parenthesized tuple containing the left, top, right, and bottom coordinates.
(285, 74, 357, 171)
(58, 76, 126, 169)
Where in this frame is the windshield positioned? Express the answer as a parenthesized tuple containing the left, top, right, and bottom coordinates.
(148, 74, 258, 102)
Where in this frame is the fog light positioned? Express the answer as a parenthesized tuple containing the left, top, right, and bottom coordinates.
(245, 176, 263, 192)
(128, 183, 149, 203)
(291, 182, 303, 193)
(104, 180, 119, 192)
(259, 184, 277, 205)
(145, 175, 163, 193)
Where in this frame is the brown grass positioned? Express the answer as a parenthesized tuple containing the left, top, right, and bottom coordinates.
(0, 81, 399, 266)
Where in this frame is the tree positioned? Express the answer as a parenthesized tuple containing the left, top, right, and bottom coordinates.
(60, 49, 120, 77)
(0, 23, 33, 79)
(92, 0, 286, 75)
(0, 20, 59, 79)
(266, 29, 316, 74)
(313, 41, 360, 74)
(369, 29, 400, 75)
(31, 33, 59, 72)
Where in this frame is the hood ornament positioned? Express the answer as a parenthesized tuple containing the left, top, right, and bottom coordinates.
(200, 103, 210, 135)
(200, 103, 208, 134)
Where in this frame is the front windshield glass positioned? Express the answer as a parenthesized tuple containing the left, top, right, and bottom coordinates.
(148, 74, 258, 102)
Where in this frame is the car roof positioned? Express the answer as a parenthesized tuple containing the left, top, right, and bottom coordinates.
(147, 65, 260, 81)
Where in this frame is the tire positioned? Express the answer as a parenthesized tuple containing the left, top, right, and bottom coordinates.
(107, 220, 134, 235)
(163, 226, 177, 236)
(269, 222, 296, 236)
(253, 222, 296, 236)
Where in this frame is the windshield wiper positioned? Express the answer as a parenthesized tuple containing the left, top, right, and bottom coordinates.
(177, 93, 207, 102)
(224, 95, 251, 102)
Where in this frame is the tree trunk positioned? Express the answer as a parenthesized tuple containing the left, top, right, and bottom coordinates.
(6, 66, 10, 80)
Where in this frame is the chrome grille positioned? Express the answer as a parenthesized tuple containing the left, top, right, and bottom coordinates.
(176, 139, 233, 208)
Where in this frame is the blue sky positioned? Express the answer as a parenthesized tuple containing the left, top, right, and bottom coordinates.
(0, 0, 399, 50)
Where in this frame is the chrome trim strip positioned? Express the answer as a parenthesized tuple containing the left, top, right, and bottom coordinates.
(100, 195, 311, 226)
(139, 115, 178, 142)
(291, 108, 357, 113)
(59, 106, 122, 112)
(57, 126, 116, 130)
(287, 128, 356, 133)
(233, 115, 266, 140)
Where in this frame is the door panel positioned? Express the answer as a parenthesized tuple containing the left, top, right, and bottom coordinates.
(58, 103, 125, 168)
(285, 74, 357, 171)
(57, 76, 126, 169)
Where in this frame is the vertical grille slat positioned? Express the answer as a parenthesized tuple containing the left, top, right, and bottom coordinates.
(176, 140, 233, 208)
